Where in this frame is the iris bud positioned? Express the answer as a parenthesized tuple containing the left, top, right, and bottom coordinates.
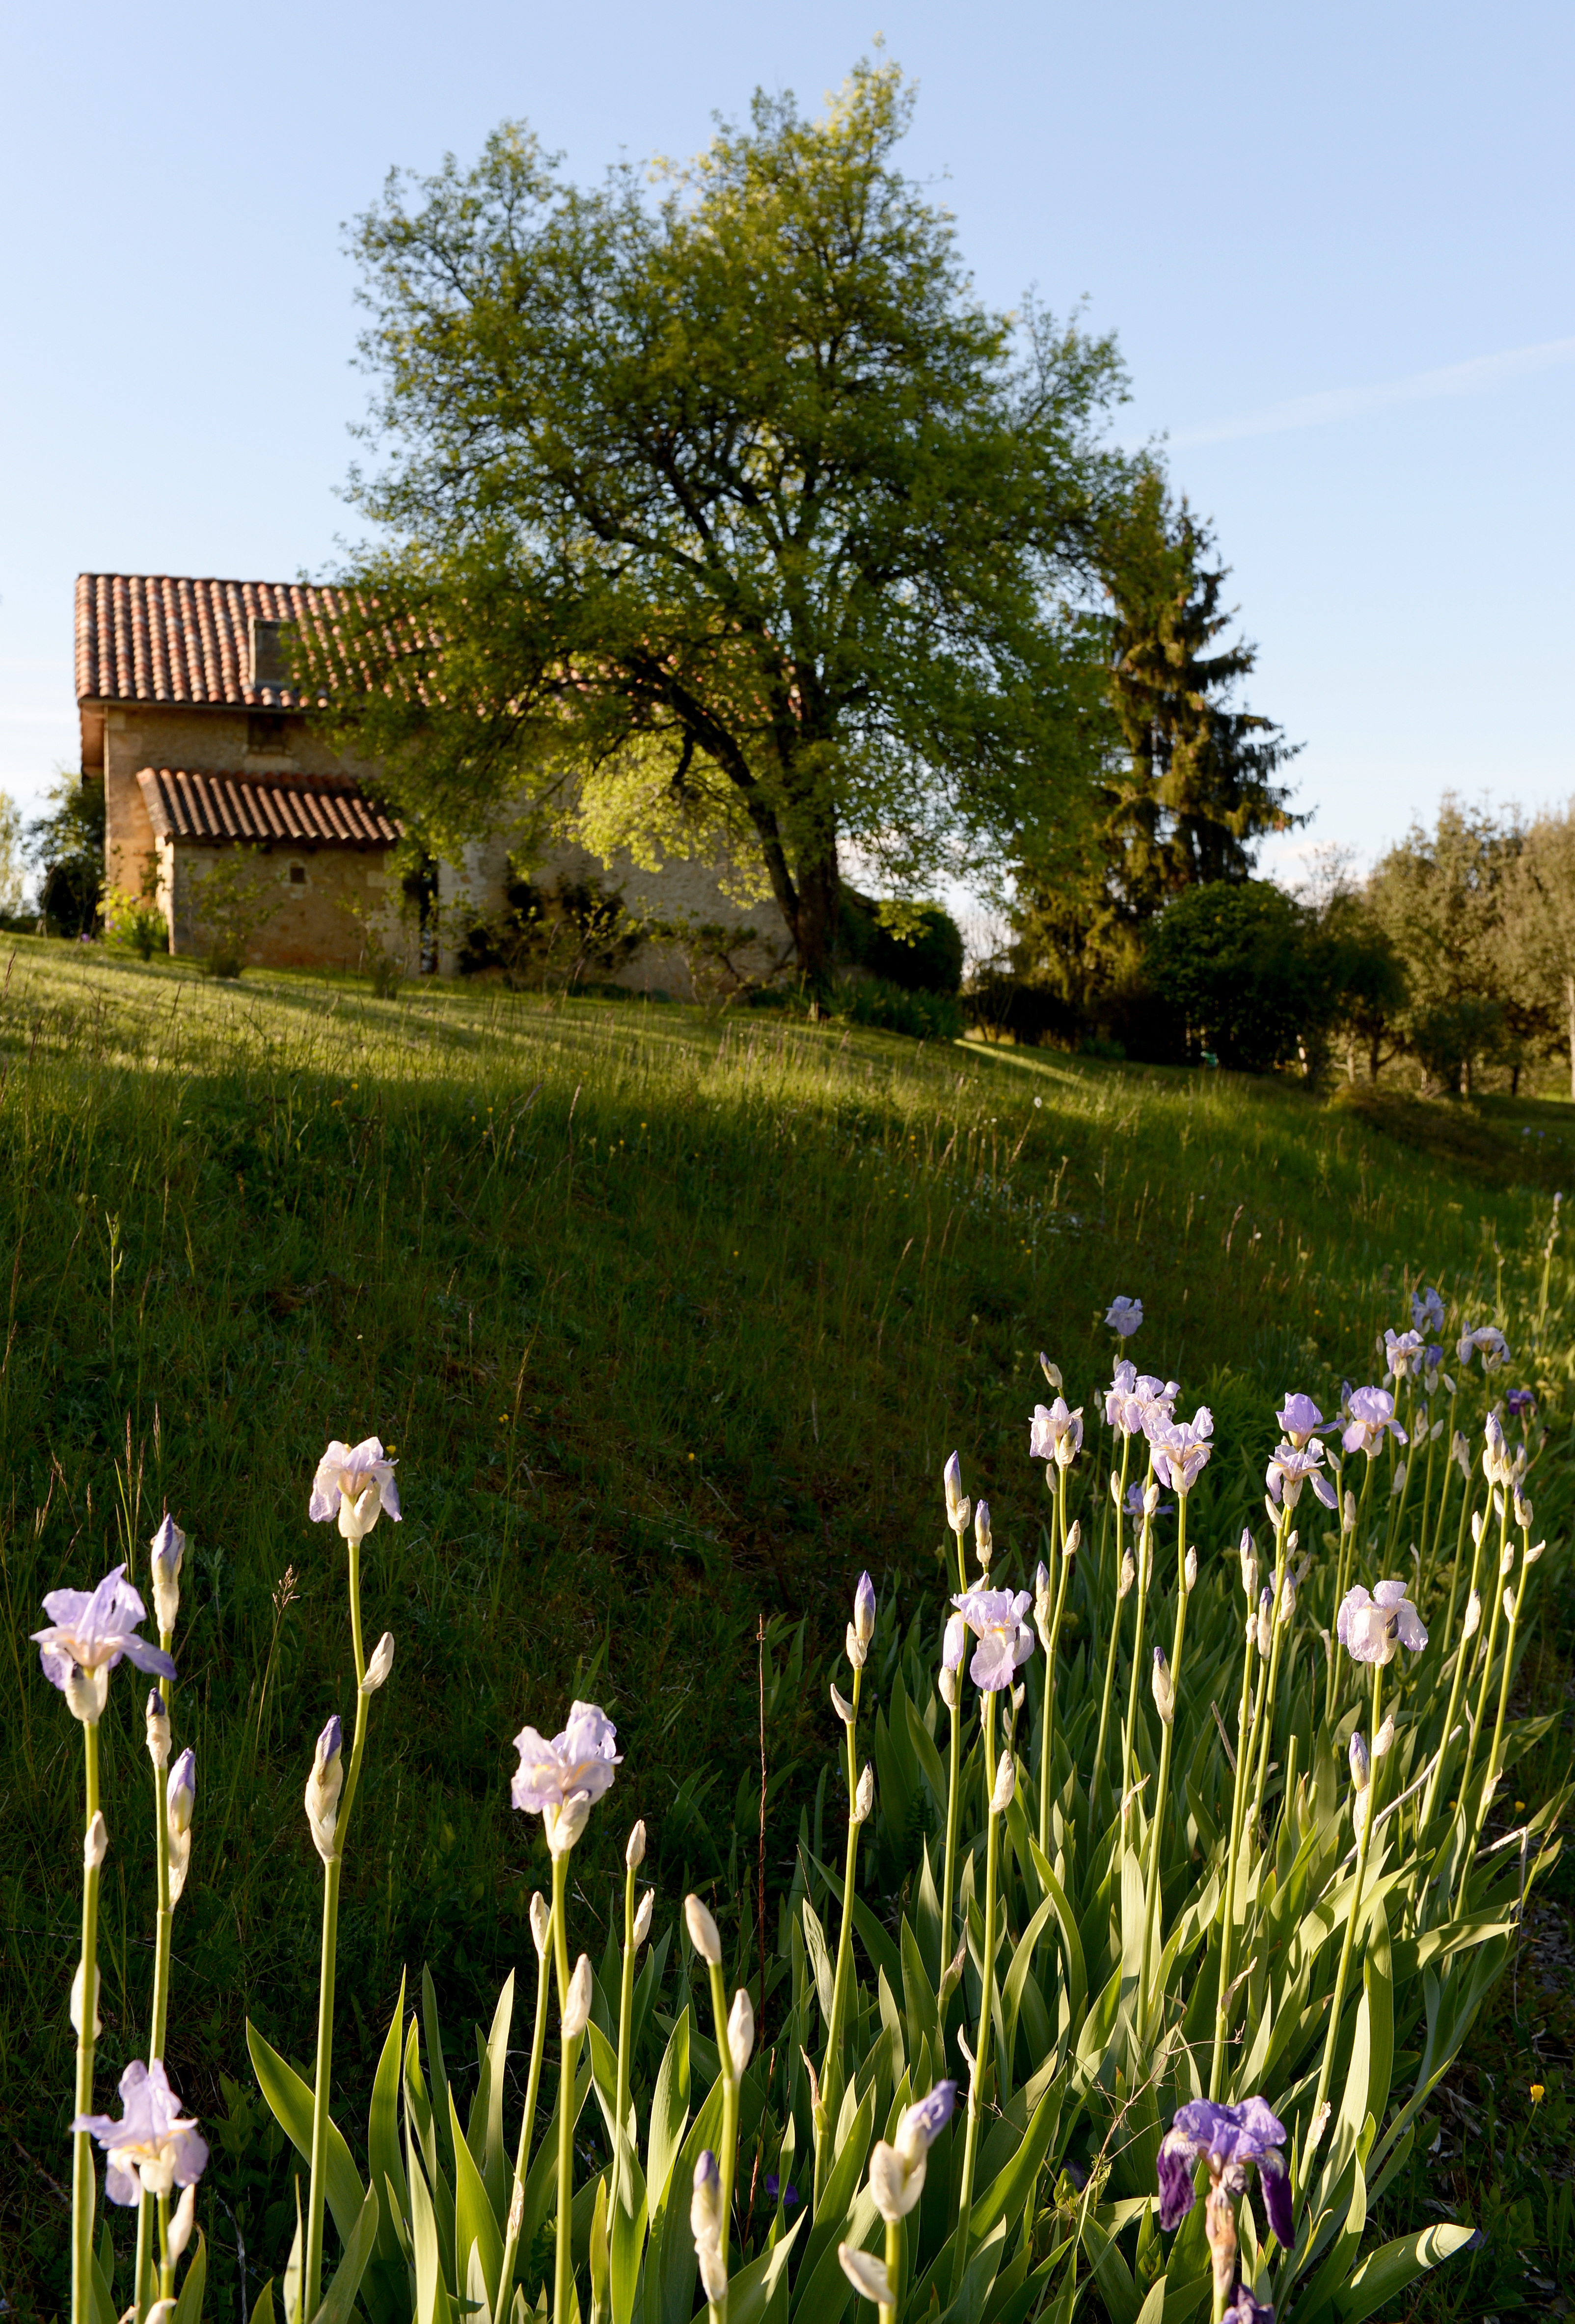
(1038, 1352, 1062, 1391)
(530, 1892, 551, 1957)
(943, 1452, 970, 1536)
(942, 1612, 967, 1672)
(1500, 1539, 1515, 1577)
(1462, 1588, 1482, 1641)
(685, 1894, 722, 1966)
(633, 1888, 654, 1947)
(830, 1684, 855, 1727)
(1526, 1539, 1546, 1566)
(85, 1811, 109, 1872)
(360, 1631, 395, 1693)
(304, 1716, 343, 1866)
(1503, 1586, 1516, 1623)
(989, 1751, 1016, 1813)
(1256, 1587, 1274, 1659)
(1373, 1714, 1394, 1759)
(149, 1513, 185, 1638)
(839, 2248, 893, 2306)
(1150, 1647, 1174, 1725)
(562, 1953, 593, 2041)
(1350, 1732, 1370, 1793)
(167, 2184, 197, 2266)
(974, 1503, 992, 1570)
(1183, 1546, 1197, 1593)
(145, 1689, 171, 1772)
(852, 1763, 874, 1826)
(845, 1622, 867, 1672)
(1065, 1519, 1082, 1557)
(727, 1986, 754, 2077)
(852, 1569, 876, 1645)
(939, 1667, 958, 1710)
(626, 1819, 647, 1869)
(1278, 1570, 1297, 1623)
(1143, 1479, 1160, 1517)
(1118, 1549, 1136, 1599)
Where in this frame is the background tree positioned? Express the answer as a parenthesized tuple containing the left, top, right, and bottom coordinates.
(1364, 797, 1532, 1092)
(1007, 468, 1299, 1020)
(1144, 878, 1340, 1074)
(1500, 804, 1575, 1098)
(320, 58, 1133, 982)
(26, 772, 104, 936)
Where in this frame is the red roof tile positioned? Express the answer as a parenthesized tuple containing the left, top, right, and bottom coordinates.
(137, 768, 401, 850)
(77, 573, 356, 710)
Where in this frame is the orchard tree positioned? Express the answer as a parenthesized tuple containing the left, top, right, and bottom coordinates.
(319, 57, 1134, 980)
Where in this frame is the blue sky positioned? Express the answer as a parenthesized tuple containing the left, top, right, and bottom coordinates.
(2, 0, 1569, 887)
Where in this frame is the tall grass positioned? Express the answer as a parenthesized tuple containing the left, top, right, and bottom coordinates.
(0, 937, 1569, 2311)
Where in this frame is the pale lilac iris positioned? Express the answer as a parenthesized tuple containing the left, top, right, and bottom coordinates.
(1275, 1393, 1324, 1447)
(1457, 1322, 1509, 1373)
(896, 2081, 957, 2155)
(1412, 1284, 1445, 1335)
(73, 2059, 208, 2204)
(1341, 1386, 1407, 1457)
(1384, 1327, 1426, 1380)
(310, 1436, 401, 1541)
(1126, 1480, 1172, 1519)
(1106, 1363, 1180, 1437)
(32, 1566, 176, 1699)
(1029, 1398, 1084, 1466)
(1156, 2095, 1292, 2249)
(1265, 1439, 1338, 1510)
(1106, 1296, 1143, 1337)
(950, 1588, 1036, 1692)
(512, 1701, 620, 1854)
(1336, 1580, 1428, 1665)
(1144, 1406, 1214, 1492)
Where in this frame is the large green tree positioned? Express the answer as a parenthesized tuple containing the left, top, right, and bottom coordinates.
(320, 58, 1133, 979)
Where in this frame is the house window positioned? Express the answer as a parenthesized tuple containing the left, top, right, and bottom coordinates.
(288, 862, 307, 886)
(249, 616, 297, 690)
(248, 712, 292, 754)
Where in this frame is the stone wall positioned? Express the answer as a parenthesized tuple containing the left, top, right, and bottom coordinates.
(163, 838, 412, 973)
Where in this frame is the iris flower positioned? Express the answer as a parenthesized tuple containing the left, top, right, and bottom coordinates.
(950, 1588, 1036, 1692)
(1457, 1323, 1510, 1373)
(1029, 1398, 1084, 1467)
(867, 2081, 957, 2221)
(1144, 1406, 1214, 1492)
(1336, 1580, 1428, 1665)
(32, 1566, 176, 1723)
(1265, 1438, 1338, 1510)
(1157, 2095, 1293, 2249)
(511, 1700, 620, 1855)
(1384, 1327, 1426, 1380)
(1412, 1285, 1446, 1335)
(1106, 1363, 1180, 1437)
(1341, 1386, 1407, 1457)
(1505, 1388, 1536, 1419)
(73, 2059, 208, 2204)
(310, 1437, 401, 1543)
(1276, 1393, 1324, 1447)
(1106, 1296, 1143, 1337)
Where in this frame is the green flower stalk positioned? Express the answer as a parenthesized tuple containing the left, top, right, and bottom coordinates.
(552, 1896, 594, 2324)
(1307, 1664, 1385, 2156)
(818, 1572, 875, 2198)
(136, 1508, 187, 2324)
(615, 1821, 648, 2215)
(498, 1888, 557, 2307)
(1090, 1479, 1134, 1832)
(1245, 1504, 1295, 1848)
(939, 1610, 966, 1958)
(1464, 1509, 1543, 1894)
(687, 1892, 753, 2318)
(1136, 1405, 1212, 2038)
(74, 1741, 105, 2324)
(950, 1702, 1011, 2297)
(1419, 1509, 1488, 1832)
(1120, 1483, 1159, 1843)
(1456, 1476, 1514, 1830)
(1210, 1533, 1262, 2100)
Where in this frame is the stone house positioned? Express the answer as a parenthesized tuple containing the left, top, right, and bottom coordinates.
(77, 570, 790, 988)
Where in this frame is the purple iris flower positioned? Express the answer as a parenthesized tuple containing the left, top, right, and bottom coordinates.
(1144, 1407, 1214, 1492)
(765, 2173, 800, 2208)
(1384, 1328, 1426, 1381)
(1125, 1481, 1172, 1520)
(1156, 2095, 1293, 2249)
(1505, 1388, 1536, 1419)
(1341, 1386, 1407, 1458)
(32, 1566, 176, 1710)
(1106, 1296, 1143, 1338)
(1275, 1394, 1324, 1447)
(1265, 1440, 1338, 1510)
(1029, 1398, 1084, 1466)
(899, 2081, 958, 2148)
(1336, 1580, 1427, 1665)
(72, 2059, 208, 2204)
(512, 1701, 620, 1854)
(950, 1588, 1035, 1692)
(310, 1436, 401, 1542)
(1222, 2291, 1274, 2324)
(1412, 1285, 1445, 1336)
(1107, 1364, 1180, 1436)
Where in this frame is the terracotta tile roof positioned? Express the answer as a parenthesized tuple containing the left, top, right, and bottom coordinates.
(77, 573, 355, 709)
(137, 768, 401, 850)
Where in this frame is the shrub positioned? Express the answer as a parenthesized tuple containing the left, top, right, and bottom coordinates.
(102, 884, 169, 961)
(840, 891, 964, 992)
(829, 972, 964, 1039)
(1145, 878, 1340, 1072)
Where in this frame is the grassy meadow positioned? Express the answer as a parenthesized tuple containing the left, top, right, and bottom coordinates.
(1, 935, 1571, 2316)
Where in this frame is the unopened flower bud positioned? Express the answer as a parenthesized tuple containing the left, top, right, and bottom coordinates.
(1256, 1587, 1274, 1659)
(166, 2183, 197, 2266)
(149, 1513, 185, 1638)
(1493, 1487, 1505, 1523)
(626, 1819, 647, 1870)
(561, 1952, 593, 2041)
(1462, 1588, 1482, 1642)
(530, 1892, 551, 1958)
(1118, 1549, 1136, 1599)
(1110, 1469, 1124, 1508)
(1526, 1539, 1546, 1567)
(830, 1684, 855, 1727)
(939, 1666, 958, 1711)
(845, 1622, 868, 1672)
(692, 2152, 728, 2302)
(84, 1811, 109, 1872)
(1278, 1570, 1297, 1624)
(1350, 1732, 1371, 1793)
(1150, 1647, 1174, 1725)
(165, 1747, 195, 1904)
(1503, 1586, 1517, 1623)
(942, 1612, 967, 1673)
(1373, 1714, 1394, 1759)
(145, 1690, 170, 1772)
(727, 1986, 754, 2077)
(1514, 1493, 1533, 1531)
(852, 1763, 874, 1826)
(1183, 1546, 1197, 1593)
(1500, 1540, 1515, 1577)
(1143, 1478, 1160, 1517)
(633, 1888, 654, 1948)
(1471, 1509, 1485, 1547)
(974, 1503, 992, 1570)
(1240, 1531, 1257, 1601)
(853, 1569, 876, 1646)
(685, 1894, 722, 1966)
(1343, 1489, 1357, 1532)
(990, 1751, 1016, 1813)
(304, 1715, 344, 1865)
(1065, 1519, 1081, 1557)
(839, 2246, 892, 2306)
(145, 2303, 177, 2324)
(1390, 1461, 1407, 1497)
(943, 1452, 970, 1536)
(360, 1631, 395, 1694)
(1038, 1352, 1062, 1391)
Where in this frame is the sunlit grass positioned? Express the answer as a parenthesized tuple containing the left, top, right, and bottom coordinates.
(0, 935, 1569, 2310)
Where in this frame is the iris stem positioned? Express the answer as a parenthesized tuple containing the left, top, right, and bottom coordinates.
(950, 1685, 999, 2298)
(498, 1898, 554, 2310)
(1326, 1459, 1374, 1719)
(1209, 1592, 1259, 2099)
(817, 1662, 864, 2206)
(1419, 1504, 1487, 1833)
(552, 1852, 577, 2324)
(136, 1646, 175, 2323)
(880, 2215, 900, 2324)
(1246, 1508, 1293, 1847)
(614, 1855, 637, 2221)
(1308, 1657, 1385, 2151)
(72, 1719, 102, 2324)
(940, 1677, 961, 1971)
(1119, 1487, 1156, 1846)
(304, 1538, 371, 2318)
(1037, 1469, 1071, 1859)
(1456, 1493, 1511, 1839)
(706, 1956, 741, 2303)
(1463, 1534, 1531, 1904)
(1138, 1492, 1190, 2042)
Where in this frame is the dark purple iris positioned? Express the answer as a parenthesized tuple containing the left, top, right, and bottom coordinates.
(1505, 1388, 1536, 1418)
(764, 2174, 800, 2209)
(1157, 2096, 1293, 2250)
